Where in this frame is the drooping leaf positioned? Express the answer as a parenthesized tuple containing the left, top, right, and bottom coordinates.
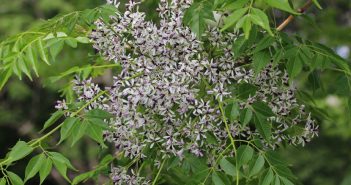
(24, 153, 45, 182)
(37, 39, 49, 65)
(312, 0, 322, 9)
(265, 0, 299, 15)
(72, 171, 95, 185)
(252, 101, 274, 117)
(52, 159, 70, 182)
(7, 141, 33, 164)
(223, 0, 249, 11)
(286, 53, 304, 79)
(0, 178, 5, 185)
(225, 102, 240, 123)
(237, 83, 258, 99)
(183, 0, 214, 37)
(75, 37, 90, 44)
(250, 8, 273, 35)
(280, 177, 294, 185)
(253, 113, 272, 140)
(41, 110, 64, 132)
(250, 155, 265, 176)
(240, 108, 253, 126)
(7, 172, 24, 185)
(0, 69, 12, 90)
(212, 171, 226, 185)
(242, 16, 252, 39)
(71, 120, 88, 146)
(237, 145, 254, 168)
(59, 117, 79, 144)
(221, 8, 248, 32)
(49, 152, 76, 170)
(219, 157, 236, 176)
(85, 109, 113, 120)
(86, 119, 107, 147)
(252, 51, 271, 73)
(261, 168, 274, 185)
(274, 176, 281, 185)
(39, 157, 53, 185)
(253, 35, 275, 53)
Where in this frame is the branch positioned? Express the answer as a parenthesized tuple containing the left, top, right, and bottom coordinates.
(277, 0, 313, 31)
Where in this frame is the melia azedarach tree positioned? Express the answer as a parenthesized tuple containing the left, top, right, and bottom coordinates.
(0, 0, 350, 184)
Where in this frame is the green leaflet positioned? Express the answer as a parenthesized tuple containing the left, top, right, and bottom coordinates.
(7, 141, 33, 164)
(221, 8, 248, 32)
(252, 51, 271, 73)
(264, 0, 299, 15)
(253, 112, 272, 141)
(223, 0, 249, 11)
(252, 101, 274, 117)
(39, 157, 53, 185)
(250, 155, 265, 176)
(59, 117, 79, 144)
(312, 0, 322, 9)
(49, 152, 76, 183)
(219, 157, 236, 176)
(237, 145, 254, 168)
(261, 168, 274, 185)
(183, 0, 214, 37)
(7, 172, 24, 185)
(41, 110, 64, 132)
(212, 172, 226, 185)
(240, 108, 253, 126)
(225, 102, 240, 123)
(24, 153, 45, 182)
(250, 8, 273, 36)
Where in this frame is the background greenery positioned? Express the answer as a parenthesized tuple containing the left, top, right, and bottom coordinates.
(0, 0, 350, 184)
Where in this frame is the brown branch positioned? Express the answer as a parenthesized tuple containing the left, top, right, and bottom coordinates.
(276, 0, 313, 31)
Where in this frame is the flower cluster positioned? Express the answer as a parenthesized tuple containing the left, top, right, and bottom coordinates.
(56, 0, 318, 183)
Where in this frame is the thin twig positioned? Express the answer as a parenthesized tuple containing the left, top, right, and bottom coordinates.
(277, 0, 313, 31)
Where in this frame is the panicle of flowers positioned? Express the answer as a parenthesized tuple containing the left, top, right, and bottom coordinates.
(61, 0, 320, 182)
(110, 167, 149, 185)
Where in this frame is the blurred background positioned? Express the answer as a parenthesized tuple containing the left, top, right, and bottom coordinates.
(0, 0, 350, 184)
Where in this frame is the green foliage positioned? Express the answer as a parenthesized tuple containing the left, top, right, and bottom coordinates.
(184, 0, 215, 37)
(0, 4, 117, 90)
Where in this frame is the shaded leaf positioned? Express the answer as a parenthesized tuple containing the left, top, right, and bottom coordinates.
(225, 102, 240, 123)
(25, 153, 45, 182)
(221, 8, 248, 32)
(85, 109, 113, 119)
(252, 51, 271, 73)
(59, 117, 79, 144)
(39, 157, 52, 185)
(240, 108, 253, 126)
(7, 172, 24, 185)
(252, 101, 274, 117)
(253, 113, 272, 140)
(219, 157, 236, 176)
(250, 155, 265, 176)
(237, 145, 254, 168)
(72, 171, 95, 185)
(8, 141, 33, 164)
(41, 110, 64, 132)
(184, 1, 214, 37)
(261, 168, 274, 185)
(265, 0, 299, 14)
(212, 172, 226, 185)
